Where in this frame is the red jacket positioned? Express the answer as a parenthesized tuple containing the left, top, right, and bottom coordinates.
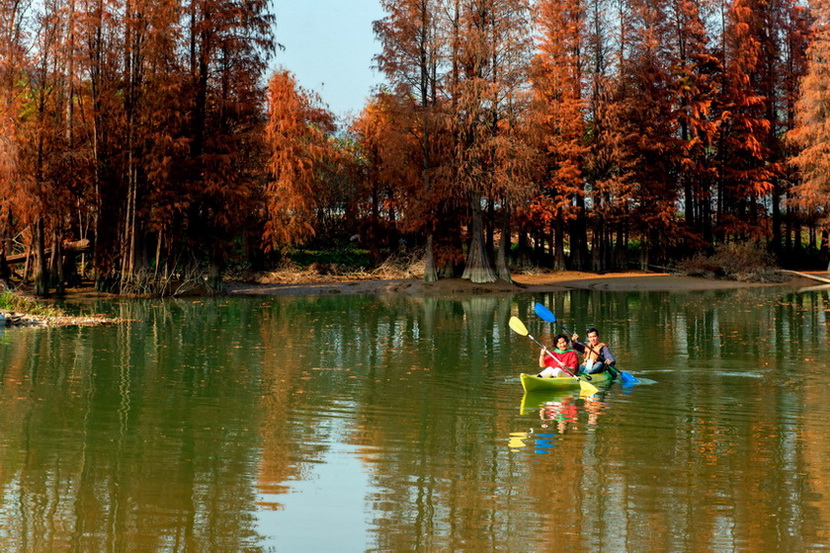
(543, 349, 578, 371)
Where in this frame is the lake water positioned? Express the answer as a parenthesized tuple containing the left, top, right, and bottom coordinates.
(0, 286, 829, 552)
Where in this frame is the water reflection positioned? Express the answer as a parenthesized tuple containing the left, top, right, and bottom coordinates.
(0, 286, 828, 551)
(0, 323, 266, 551)
(513, 389, 613, 458)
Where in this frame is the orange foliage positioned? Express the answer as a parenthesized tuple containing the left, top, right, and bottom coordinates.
(0, 0, 822, 292)
(350, 94, 413, 260)
(263, 70, 335, 250)
(531, 0, 590, 231)
(715, 0, 779, 236)
(788, 0, 830, 227)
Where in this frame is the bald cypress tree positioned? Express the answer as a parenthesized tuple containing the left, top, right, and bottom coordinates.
(788, 0, 830, 269)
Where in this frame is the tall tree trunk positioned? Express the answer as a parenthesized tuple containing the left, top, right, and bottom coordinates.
(65, 0, 75, 144)
(33, 219, 49, 297)
(638, 232, 649, 271)
(516, 224, 531, 267)
(681, 114, 694, 235)
(701, 193, 713, 246)
(553, 212, 566, 270)
(462, 193, 496, 283)
(48, 229, 65, 296)
(534, 231, 544, 264)
(495, 207, 512, 283)
(614, 224, 627, 269)
(369, 186, 382, 266)
(570, 206, 588, 270)
(121, 156, 137, 286)
(684, 177, 694, 234)
(770, 181, 782, 256)
(208, 258, 223, 293)
(486, 197, 495, 254)
(0, 224, 10, 286)
(22, 237, 31, 283)
(794, 220, 803, 254)
(0, 230, 10, 287)
(423, 230, 438, 283)
(421, 115, 437, 281)
(591, 218, 603, 272)
(91, 0, 110, 292)
(547, 228, 554, 267)
(154, 229, 163, 278)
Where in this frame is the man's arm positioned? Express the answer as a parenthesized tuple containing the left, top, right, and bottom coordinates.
(600, 345, 615, 365)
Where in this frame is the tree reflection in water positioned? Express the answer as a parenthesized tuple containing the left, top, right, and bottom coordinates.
(0, 287, 827, 551)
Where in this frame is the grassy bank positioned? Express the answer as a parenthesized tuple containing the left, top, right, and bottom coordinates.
(0, 290, 65, 317)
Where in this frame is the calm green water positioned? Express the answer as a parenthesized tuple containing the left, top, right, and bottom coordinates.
(0, 287, 829, 552)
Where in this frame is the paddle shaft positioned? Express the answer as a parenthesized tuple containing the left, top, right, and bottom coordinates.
(540, 348, 579, 378)
(526, 333, 581, 380)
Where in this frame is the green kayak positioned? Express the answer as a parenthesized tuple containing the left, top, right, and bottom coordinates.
(520, 371, 613, 393)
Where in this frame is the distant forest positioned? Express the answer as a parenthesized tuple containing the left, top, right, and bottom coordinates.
(1, 0, 829, 296)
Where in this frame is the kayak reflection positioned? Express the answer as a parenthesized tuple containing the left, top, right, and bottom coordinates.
(511, 390, 610, 453)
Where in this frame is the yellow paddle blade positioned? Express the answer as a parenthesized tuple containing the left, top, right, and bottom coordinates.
(578, 378, 599, 396)
(508, 316, 529, 337)
(508, 431, 529, 449)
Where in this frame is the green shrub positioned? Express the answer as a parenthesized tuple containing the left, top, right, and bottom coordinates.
(287, 244, 372, 270)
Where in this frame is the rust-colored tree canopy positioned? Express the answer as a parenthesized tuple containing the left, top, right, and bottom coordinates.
(789, 0, 830, 227)
(0, 0, 826, 295)
(264, 70, 335, 250)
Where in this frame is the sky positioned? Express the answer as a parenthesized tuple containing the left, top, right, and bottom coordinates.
(271, 1, 387, 119)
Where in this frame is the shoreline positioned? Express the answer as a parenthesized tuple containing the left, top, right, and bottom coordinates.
(4, 270, 824, 327)
(225, 270, 825, 297)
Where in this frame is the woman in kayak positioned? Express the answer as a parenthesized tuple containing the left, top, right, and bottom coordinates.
(571, 328, 616, 375)
(537, 334, 579, 378)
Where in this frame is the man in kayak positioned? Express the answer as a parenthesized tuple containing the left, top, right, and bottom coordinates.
(571, 328, 616, 375)
(537, 334, 579, 378)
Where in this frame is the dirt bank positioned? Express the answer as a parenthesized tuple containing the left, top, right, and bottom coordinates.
(226, 270, 821, 296)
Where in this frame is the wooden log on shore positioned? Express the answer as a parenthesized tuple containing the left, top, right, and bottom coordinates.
(5, 239, 90, 265)
(778, 269, 830, 285)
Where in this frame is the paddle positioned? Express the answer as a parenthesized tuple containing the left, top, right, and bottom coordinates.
(508, 316, 599, 395)
(533, 302, 639, 386)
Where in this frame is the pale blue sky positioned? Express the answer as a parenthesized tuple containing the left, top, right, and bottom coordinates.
(272, 1, 386, 118)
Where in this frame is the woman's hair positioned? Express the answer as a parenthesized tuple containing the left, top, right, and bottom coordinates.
(554, 333, 569, 345)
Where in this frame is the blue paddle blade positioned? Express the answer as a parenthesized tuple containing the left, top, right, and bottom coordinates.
(620, 371, 639, 387)
(534, 302, 556, 323)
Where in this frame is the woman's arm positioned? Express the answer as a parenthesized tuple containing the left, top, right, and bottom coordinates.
(539, 348, 548, 368)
